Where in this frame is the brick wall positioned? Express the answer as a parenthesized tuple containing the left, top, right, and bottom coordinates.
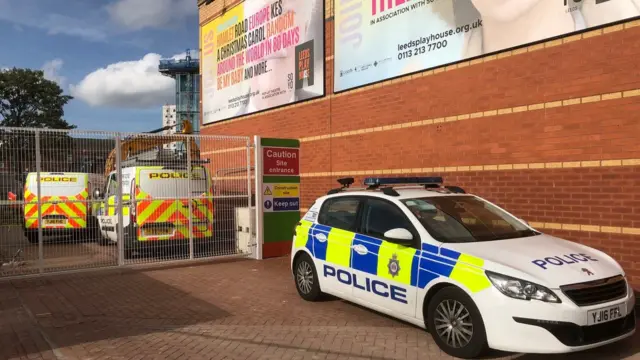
(199, 2, 640, 287)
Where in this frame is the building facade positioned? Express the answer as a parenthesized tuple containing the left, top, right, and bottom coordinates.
(199, 1, 640, 287)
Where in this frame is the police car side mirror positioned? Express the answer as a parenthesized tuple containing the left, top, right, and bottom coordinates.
(93, 189, 102, 199)
(384, 228, 414, 244)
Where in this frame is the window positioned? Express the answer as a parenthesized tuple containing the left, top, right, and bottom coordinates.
(361, 198, 416, 241)
(318, 197, 360, 231)
(105, 174, 117, 196)
(401, 196, 539, 243)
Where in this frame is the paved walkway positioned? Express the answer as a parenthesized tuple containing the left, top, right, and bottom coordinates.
(0, 257, 638, 360)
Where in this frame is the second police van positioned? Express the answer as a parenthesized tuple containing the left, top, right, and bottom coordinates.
(291, 177, 636, 358)
(94, 155, 214, 258)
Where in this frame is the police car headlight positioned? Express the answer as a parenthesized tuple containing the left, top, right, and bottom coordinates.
(485, 271, 561, 303)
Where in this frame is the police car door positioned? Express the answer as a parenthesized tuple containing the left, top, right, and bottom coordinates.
(313, 196, 362, 297)
(353, 198, 419, 317)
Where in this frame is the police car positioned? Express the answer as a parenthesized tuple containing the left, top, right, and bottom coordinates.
(290, 177, 636, 359)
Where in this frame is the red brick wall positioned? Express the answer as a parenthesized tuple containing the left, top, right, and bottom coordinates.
(199, 3, 640, 287)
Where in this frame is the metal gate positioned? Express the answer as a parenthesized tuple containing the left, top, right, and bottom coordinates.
(0, 127, 255, 278)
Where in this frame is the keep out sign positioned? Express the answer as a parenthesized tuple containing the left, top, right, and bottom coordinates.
(263, 147, 299, 175)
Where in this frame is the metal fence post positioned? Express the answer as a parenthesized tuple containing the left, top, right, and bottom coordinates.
(253, 135, 263, 260)
(115, 135, 124, 266)
(187, 138, 194, 260)
(246, 138, 253, 251)
(35, 130, 43, 273)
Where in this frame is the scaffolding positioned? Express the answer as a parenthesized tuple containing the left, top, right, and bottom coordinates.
(159, 49, 201, 147)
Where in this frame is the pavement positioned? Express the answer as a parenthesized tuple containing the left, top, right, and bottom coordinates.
(0, 225, 117, 277)
(0, 225, 239, 277)
(0, 257, 638, 360)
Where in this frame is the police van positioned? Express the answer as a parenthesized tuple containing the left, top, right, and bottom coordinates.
(291, 177, 636, 358)
(94, 154, 214, 258)
(22, 172, 96, 243)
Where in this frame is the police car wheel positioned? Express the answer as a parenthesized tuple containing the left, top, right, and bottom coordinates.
(427, 287, 488, 359)
(294, 253, 322, 301)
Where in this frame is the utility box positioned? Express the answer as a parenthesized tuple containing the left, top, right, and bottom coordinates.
(235, 207, 255, 254)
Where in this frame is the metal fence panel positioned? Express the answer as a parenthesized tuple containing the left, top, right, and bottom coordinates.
(0, 129, 39, 276)
(0, 127, 254, 278)
(40, 131, 118, 272)
(200, 137, 255, 259)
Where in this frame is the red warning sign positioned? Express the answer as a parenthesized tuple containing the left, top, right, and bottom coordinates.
(263, 147, 299, 176)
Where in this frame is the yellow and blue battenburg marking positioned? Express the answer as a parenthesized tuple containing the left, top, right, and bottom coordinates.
(418, 243, 491, 293)
(295, 220, 315, 252)
(294, 223, 491, 293)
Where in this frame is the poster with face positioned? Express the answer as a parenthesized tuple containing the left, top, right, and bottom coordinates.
(334, 0, 640, 92)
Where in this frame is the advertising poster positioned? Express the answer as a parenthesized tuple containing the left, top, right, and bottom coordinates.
(334, 0, 640, 92)
(201, 0, 325, 124)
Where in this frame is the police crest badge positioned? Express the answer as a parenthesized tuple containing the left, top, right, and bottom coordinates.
(387, 253, 400, 277)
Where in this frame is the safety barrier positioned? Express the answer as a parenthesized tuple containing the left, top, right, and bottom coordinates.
(0, 128, 255, 278)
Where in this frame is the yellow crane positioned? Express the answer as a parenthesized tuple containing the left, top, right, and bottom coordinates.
(103, 120, 200, 177)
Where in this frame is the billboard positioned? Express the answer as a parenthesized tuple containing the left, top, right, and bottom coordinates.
(334, 0, 640, 92)
(201, 0, 325, 124)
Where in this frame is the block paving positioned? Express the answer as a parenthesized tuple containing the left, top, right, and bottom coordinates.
(0, 257, 638, 360)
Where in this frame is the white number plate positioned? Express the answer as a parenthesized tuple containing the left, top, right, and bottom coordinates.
(44, 219, 67, 225)
(587, 303, 627, 326)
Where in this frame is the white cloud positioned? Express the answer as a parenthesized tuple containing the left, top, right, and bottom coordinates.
(42, 59, 67, 88)
(69, 53, 178, 109)
(107, 0, 196, 31)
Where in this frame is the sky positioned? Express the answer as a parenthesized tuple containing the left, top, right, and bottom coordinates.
(0, 0, 199, 132)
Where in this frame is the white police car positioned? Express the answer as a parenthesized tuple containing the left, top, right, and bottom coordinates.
(290, 177, 636, 359)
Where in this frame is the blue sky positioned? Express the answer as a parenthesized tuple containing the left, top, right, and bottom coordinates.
(0, 0, 198, 132)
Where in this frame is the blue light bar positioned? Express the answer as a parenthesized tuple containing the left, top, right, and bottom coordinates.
(363, 177, 443, 187)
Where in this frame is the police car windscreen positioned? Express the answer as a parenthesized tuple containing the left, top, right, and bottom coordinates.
(139, 168, 207, 198)
(27, 174, 86, 197)
(402, 196, 538, 243)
